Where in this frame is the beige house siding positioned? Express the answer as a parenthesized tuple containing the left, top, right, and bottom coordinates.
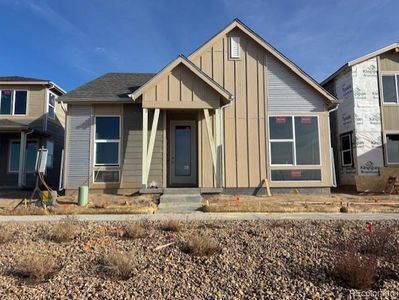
(142, 63, 222, 109)
(190, 27, 268, 188)
(379, 52, 399, 71)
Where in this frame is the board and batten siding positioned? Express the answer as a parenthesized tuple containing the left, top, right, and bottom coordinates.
(266, 53, 326, 112)
(121, 104, 163, 188)
(65, 105, 91, 189)
(190, 27, 268, 188)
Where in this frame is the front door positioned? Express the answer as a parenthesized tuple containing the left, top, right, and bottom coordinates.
(169, 120, 197, 186)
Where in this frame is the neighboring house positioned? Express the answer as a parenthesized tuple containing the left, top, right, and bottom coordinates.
(59, 19, 338, 195)
(322, 43, 399, 186)
(0, 76, 66, 189)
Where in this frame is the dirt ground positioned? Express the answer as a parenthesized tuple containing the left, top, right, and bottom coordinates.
(203, 193, 399, 213)
(0, 192, 157, 215)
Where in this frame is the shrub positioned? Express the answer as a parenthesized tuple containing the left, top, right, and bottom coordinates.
(120, 222, 147, 239)
(359, 228, 396, 259)
(160, 220, 181, 232)
(14, 254, 57, 283)
(333, 251, 377, 290)
(181, 235, 221, 256)
(101, 250, 137, 280)
(48, 217, 79, 243)
(340, 206, 348, 213)
(0, 225, 12, 244)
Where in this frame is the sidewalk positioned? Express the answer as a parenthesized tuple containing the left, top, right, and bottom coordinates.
(0, 212, 398, 222)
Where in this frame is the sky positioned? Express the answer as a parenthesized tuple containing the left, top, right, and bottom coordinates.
(0, 0, 398, 91)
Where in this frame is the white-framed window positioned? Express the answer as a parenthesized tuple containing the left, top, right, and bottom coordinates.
(386, 134, 399, 164)
(94, 116, 120, 166)
(230, 36, 240, 59)
(46, 140, 54, 168)
(0, 90, 27, 115)
(269, 116, 320, 166)
(382, 74, 399, 103)
(48, 92, 56, 119)
(340, 133, 353, 167)
(8, 140, 38, 173)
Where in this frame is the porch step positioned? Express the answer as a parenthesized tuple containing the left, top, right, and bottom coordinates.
(163, 188, 200, 195)
(158, 192, 203, 213)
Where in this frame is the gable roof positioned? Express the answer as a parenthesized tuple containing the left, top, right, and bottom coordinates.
(189, 18, 338, 107)
(59, 73, 155, 103)
(0, 76, 65, 95)
(321, 42, 399, 86)
(130, 54, 233, 103)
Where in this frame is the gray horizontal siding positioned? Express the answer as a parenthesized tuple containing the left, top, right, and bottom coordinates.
(266, 53, 325, 112)
(66, 105, 91, 188)
(121, 104, 163, 187)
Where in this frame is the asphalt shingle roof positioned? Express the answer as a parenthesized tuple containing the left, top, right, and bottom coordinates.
(59, 73, 155, 102)
(0, 76, 48, 82)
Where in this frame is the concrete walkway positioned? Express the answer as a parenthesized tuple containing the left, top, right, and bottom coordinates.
(0, 213, 398, 222)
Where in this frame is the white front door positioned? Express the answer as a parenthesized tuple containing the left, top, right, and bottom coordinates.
(169, 120, 197, 186)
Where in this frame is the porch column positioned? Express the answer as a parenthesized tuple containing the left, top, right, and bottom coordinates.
(142, 108, 148, 188)
(18, 131, 27, 188)
(203, 108, 222, 188)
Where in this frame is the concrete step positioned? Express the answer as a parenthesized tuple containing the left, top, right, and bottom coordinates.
(163, 188, 200, 195)
(160, 194, 202, 203)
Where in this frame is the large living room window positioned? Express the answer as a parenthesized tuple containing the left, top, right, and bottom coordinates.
(386, 134, 399, 164)
(269, 116, 321, 181)
(382, 75, 399, 103)
(0, 90, 27, 115)
(94, 116, 120, 166)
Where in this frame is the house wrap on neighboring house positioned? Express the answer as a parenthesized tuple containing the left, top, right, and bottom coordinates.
(322, 43, 399, 185)
(59, 19, 338, 195)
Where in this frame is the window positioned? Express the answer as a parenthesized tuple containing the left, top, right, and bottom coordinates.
(46, 140, 54, 168)
(340, 133, 353, 166)
(382, 75, 399, 103)
(48, 92, 56, 119)
(94, 170, 120, 183)
(9, 140, 38, 173)
(269, 116, 320, 166)
(386, 134, 399, 164)
(0, 90, 27, 115)
(271, 169, 321, 181)
(230, 36, 240, 59)
(95, 116, 120, 166)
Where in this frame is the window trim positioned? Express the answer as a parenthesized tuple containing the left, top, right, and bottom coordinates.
(385, 132, 399, 165)
(47, 91, 56, 120)
(8, 139, 39, 173)
(268, 115, 321, 167)
(340, 132, 353, 167)
(94, 115, 121, 167)
(381, 74, 399, 104)
(0, 89, 28, 116)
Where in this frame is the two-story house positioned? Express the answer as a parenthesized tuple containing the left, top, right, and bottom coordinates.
(59, 19, 338, 196)
(322, 43, 399, 186)
(0, 76, 65, 189)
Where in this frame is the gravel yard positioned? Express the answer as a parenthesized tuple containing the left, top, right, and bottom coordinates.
(0, 219, 398, 299)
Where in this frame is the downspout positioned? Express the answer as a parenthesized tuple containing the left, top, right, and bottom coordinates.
(328, 104, 339, 188)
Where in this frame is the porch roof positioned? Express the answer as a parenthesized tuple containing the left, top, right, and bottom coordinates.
(0, 119, 49, 136)
(130, 55, 234, 109)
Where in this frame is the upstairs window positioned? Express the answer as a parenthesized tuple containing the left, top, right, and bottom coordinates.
(95, 116, 120, 166)
(0, 90, 27, 115)
(48, 92, 56, 119)
(230, 37, 240, 59)
(382, 75, 399, 103)
(340, 133, 353, 166)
